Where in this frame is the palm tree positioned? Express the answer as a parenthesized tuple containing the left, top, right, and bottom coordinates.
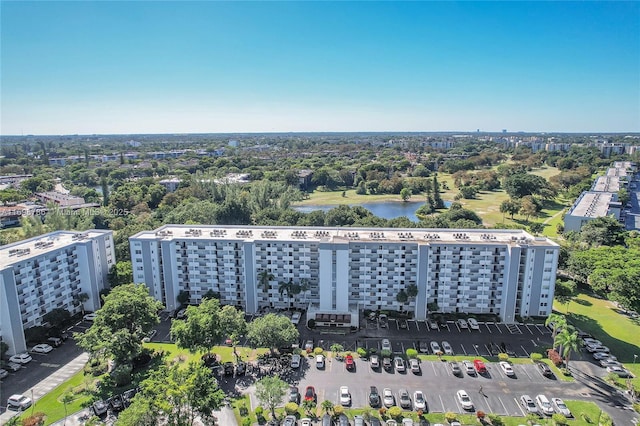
(278, 280, 292, 309)
(74, 292, 90, 315)
(321, 400, 334, 414)
(62, 392, 74, 426)
(299, 279, 310, 305)
(545, 313, 566, 345)
(555, 329, 579, 369)
(258, 270, 274, 308)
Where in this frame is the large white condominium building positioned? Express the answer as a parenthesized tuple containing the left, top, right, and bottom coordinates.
(0, 230, 114, 355)
(131, 225, 559, 325)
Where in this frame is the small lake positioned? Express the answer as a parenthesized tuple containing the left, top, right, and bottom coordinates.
(294, 200, 451, 222)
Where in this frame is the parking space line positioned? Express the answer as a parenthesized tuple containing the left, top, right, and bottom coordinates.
(431, 362, 439, 376)
(519, 345, 529, 357)
(438, 395, 446, 413)
(415, 321, 420, 332)
(484, 323, 492, 334)
(515, 397, 526, 416)
(525, 324, 534, 334)
(496, 323, 503, 334)
(498, 396, 509, 415)
(520, 365, 533, 380)
(484, 344, 493, 356)
(460, 344, 468, 356)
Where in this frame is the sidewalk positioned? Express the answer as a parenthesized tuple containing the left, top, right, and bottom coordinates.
(0, 352, 89, 425)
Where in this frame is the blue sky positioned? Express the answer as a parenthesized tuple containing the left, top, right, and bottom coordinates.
(1, 1, 639, 134)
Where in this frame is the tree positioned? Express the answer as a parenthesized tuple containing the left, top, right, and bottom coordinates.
(555, 280, 577, 312)
(258, 269, 275, 298)
(400, 188, 412, 202)
(503, 173, 555, 199)
(247, 313, 299, 352)
(396, 289, 408, 311)
(528, 222, 544, 236)
(302, 399, 316, 416)
(432, 175, 445, 209)
(255, 376, 289, 420)
(107, 261, 133, 288)
(176, 290, 190, 307)
(61, 392, 74, 426)
(321, 400, 334, 414)
(42, 308, 72, 334)
(74, 293, 90, 315)
(406, 284, 418, 299)
(519, 196, 540, 223)
(555, 329, 579, 369)
(578, 215, 626, 247)
(545, 313, 566, 345)
(76, 284, 162, 364)
(171, 298, 246, 354)
(115, 397, 157, 426)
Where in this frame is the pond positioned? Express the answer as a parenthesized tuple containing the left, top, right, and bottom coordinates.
(294, 200, 451, 222)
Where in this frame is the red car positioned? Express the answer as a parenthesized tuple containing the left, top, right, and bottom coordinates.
(304, 386, 316, 402)
(345, 354, 355, 370)
(473, 359, 487, 374)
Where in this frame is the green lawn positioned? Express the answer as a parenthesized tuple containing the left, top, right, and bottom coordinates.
(296, 189, 408, 206)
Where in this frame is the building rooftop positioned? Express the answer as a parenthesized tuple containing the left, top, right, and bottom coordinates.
(0, 230, 111, 270)
(131, 225, 556, 247)
(606, 168, 628, 177)
(567, 191, 616, 219)
(592, 176, 621, 193)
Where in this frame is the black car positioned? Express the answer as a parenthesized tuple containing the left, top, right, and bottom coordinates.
(236, 361, 246, 375)
(202, 353, 219, 367)
(122, 388, 138, 406)
(537, 362, 554, 377)
(109, 395, 124, 412)
(92, 400, 108, 417)
(223, 362, 235, 376)
(289, 386, 300, 403)
(369, 386, 380, 407)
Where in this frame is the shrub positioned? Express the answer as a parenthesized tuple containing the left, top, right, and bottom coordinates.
(497, 353, 509, 362)
(580, 413, 592, 423)
(380, 349, 392, 358)
(239, 403, 249, 416)
(487, 413, 504, 426)
(378, 407, 387, 417)
(406, 348, 418, 359)
(254, 406, 264, 417)
(560, 367, 572, 376)
(416, 409, 424, 416)
(388, 406, 402, 419)
(111, 364, 133, 387)
(23, 412, 46, 426)
(313, 347, 324, 355)
(444, 411, 457, 422)
(333, 405, 344, 415)
(552, 413, 568, 425)
(530, 352, 543, 361)
(547, 349, 563, 366)
(242, 418, 252, 426)
(357, 347, 368, 358)
(633, 402, 640, 413)
(307, 319, 316, 328)
(476, 410, 486, 418)
(285, 402, 298, 414)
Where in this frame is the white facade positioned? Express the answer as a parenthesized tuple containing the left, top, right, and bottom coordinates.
(0, 230, 114, 355)
(130, 226, 559, 324)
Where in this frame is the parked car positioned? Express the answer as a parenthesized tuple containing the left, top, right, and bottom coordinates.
(456, 390, 474, 410)
(338, 414, 350, 426)
(32, 343, 53, 354)
(402, 419, 414, 426)
(473, 359, 487, 374)
(236, 361, 246, 375)
(383, 388, 395, 407)
(339, 386, 351, 406)
(304, 386, 316, 402)
(289, 386, 301, 403)
(394, 357, 406, 372)
(370, 354, 380, 369)
(291, 354, 301, 369)
(383, 356, 393, 371)
(587, 345, 610, 353)
(442, 341, 454, 355)
(462, 360, 475, 375)
(398, 388, 412, 409)
(381, 338, 392, 352)
(537, 362, 553, 377)
(399, 320, 408, 329)
(92, 399, 108, 416)
(520, 395, 539, 415)
(379, 314, 388, 328)
(599, 359, 622, 368)
(583, 338, 602, 347)
(223, 362, 235, 376)
(449, 361, 462, 376)
(413, 390, 426, 410)
(110, 394, 125, 412)
(122, 388, 138, 406)
(322, 414, 334, 426)
(0, 368, 8, 380)
(291, 312, 301, 325)
(428, 318, 438, 329)
(354, 415, 365, 426)
(499, 361, 515, 376)
(607, 366, 633, 377)
(47, 337, 63, 347)
(283, 415, 297, 426)
(5, 362, 22, 372)
(7, 394, 32, 411)
(468, 318, 480, 330)
(552, 398, 572, 417)
(9, 353, 32, 364)
(369, 386, 380, 407)
(409, 358, 420, 374)
(430, 341, 441, 354)
(300, 418, 312, 426)
(457, 319, 469, 329)
(536, 394, 554, 415)
(84, 312, 98, 321)
(592, 352, 614, 360)
(345, 354, 355, 370)
(316, 354, 325, 369)
(419, 341, 429, 353)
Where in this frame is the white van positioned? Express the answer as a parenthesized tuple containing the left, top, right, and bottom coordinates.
(535, 394, 554, 415)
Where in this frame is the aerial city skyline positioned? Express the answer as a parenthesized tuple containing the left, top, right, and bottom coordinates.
(1, 1, 639, 135)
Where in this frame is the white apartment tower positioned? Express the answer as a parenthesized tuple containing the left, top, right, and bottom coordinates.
(130, 226, 559, 325)
(0, 230, 114, 355)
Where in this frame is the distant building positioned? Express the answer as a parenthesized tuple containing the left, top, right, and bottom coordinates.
(0, 203, 47, 229)
(298, 170, 314, 190)
(0, 230, 114, 355)
(159, 178, 182, 193)
(564, 191, 621, 232)
(36, 192, 85, 207)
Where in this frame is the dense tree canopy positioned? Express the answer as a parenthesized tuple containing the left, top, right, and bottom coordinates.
(247, 313, 299, 351)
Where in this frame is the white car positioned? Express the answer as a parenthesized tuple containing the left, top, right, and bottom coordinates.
(383, 388, 395, 407)
(428, 318, 438, 329)
(339, 386, 351, 406)
(462, 360, 475, 375)
(430, 341, 441, 354)
(587, 345, 609, 353)
(599, 359, 622, 368)
(300, 418, 312, 426)
(381, 339, 392, 352)
(9, 353, 32, 364)
(442, 341, 454, 355)
(370, 354, 380, 369)
(394, 357, 406, 372)
(468, 318, 480, 330)
(499, 361, 515, 376)
(536, 394, 554, 415)
(290, 354, 301, 369)
(592, 352, 614, 360)
(409, 358, 420, 374)
(583, 338, 602, 347)
(552, 398, 571, 417)
(7, 394, 32, 410)
(402, 419, 414, 426)
(413, 391, 426, 410)
(0, 369, 8, 380)
(457, 319, 469, 329)
(83, 313, 98, 321)
(607, 366, 633, 377)
(520, 395, 539, 414)
(32, 343, 53, 354)
(456, 390, 474, 410)
(5, 362, 22, 372)
(291, 312, 301, 325)
(315, 354, 325, 369)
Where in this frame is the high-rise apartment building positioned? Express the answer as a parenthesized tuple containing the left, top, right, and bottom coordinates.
(0, 230, 114, 354)
(130, 225, 559, 326)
